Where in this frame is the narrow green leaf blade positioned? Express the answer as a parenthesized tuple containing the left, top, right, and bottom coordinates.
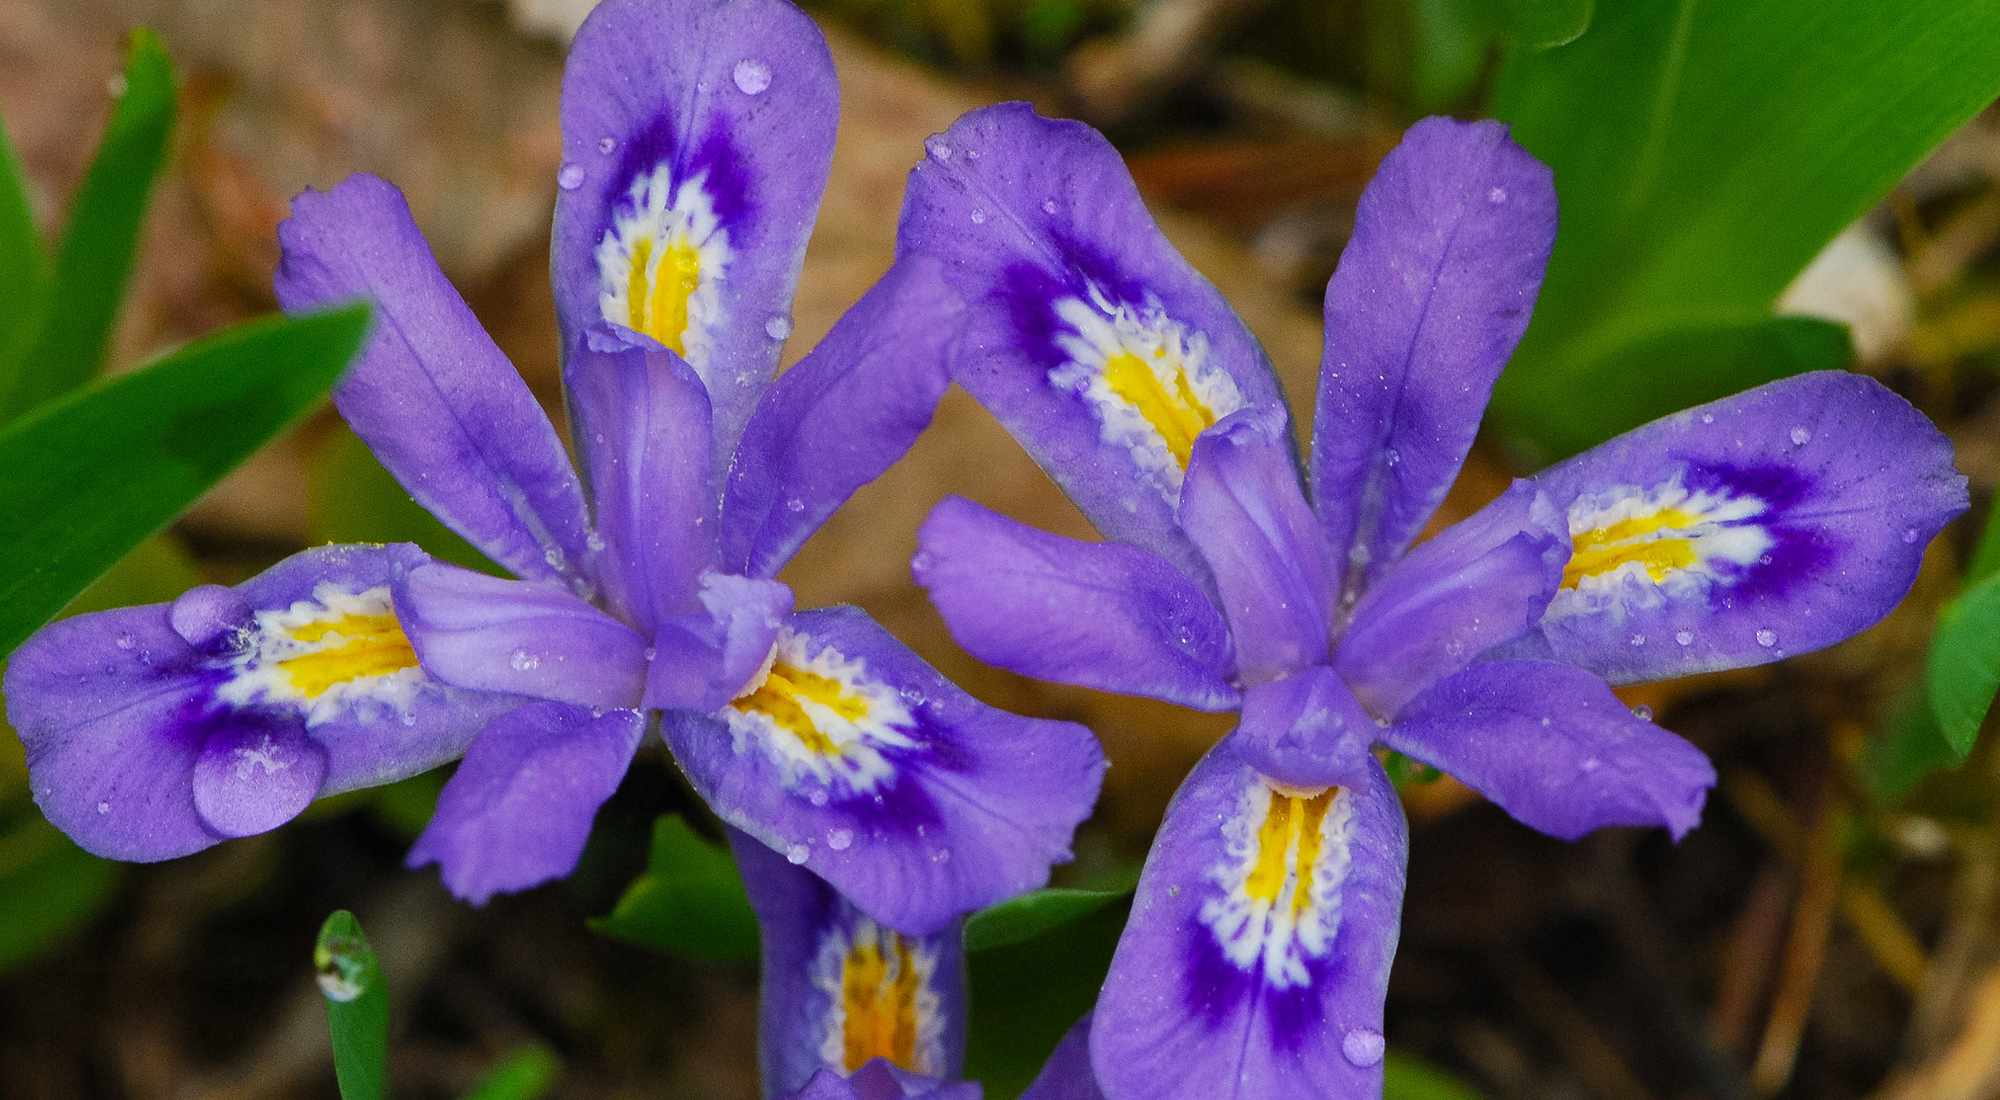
(1927, 571, 2000, 759)
(1867, 684, 1962, 800)
(1505, 0, 1593, 49)
(590, 815, 758, 963)
(311, 427, 501, 576)
(964, 867, 1140, 953)
(316, 909, 389, 1100)
(964, 899, 1128, 1100)
(461, 1045, 560, 1100)
(4, 28, 176, 419)
(0, 815, 118, 973)
(0, 303, 369, 656)
(1385, 1050, 1487, 1100)
(0, 119, 47, 391)
(1489, 0, 2000, 455)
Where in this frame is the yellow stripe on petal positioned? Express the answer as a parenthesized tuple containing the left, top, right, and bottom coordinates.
(730, 660, 872, 756)
(1562, 508, 1705, 589)
(278, 613, 419, 698)
(840, 932, 924, 1071)
(1102, 350, 1217, 469)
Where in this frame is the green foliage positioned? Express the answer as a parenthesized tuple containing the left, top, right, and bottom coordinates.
(0, 304, 369, 656)
(462, 1045, 561, 1100)
(0, 124, 44, 389)
(1384, 1050, 1488, 1100)
(312, 427, 500, 575)
(0, 29, 177, 422)
(1926, 571, 2000, 763)
(591, 815, 759, 963)
(1487, 0, 2000, 459)
(964, 898, 1127, 1100)
(317, 910, 390, 1100)
(1410, 0, 1592, 109)
(964, 866, 1140, 953)
(0, 815, 119, 973)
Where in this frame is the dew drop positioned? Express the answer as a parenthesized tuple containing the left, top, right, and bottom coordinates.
(1167, 885, 1181, 897)
(115, 633, 137, 650)
(1903, 526, 1921, 544)
(509, 649, 540, 672)
(1042, 199, 1058, 214)
(910, 550, 935, 573)
(732, 58, 772, 95)
(1790, 426, 1812, 446)
(1540, 717, 1552, 727)
(809, 789, 829, 807)
(932, 848, 952, 864)
(557, 162, 586, 191)
(545, 546, 566, 568)
(1632, 705, 1653, 722)
(597, 136, 616, 154)
(785, 843, 810, 865)
(828, 828, 854, 851)
(402, 712, 417, 726)
(590, 706, 605, 718)
(970, 210, 987, 224)
(643, 647, 657, 662)
(1675, 630, 1694, 646)
(784, 497, 807, 514)
(1341, 1029, 1386, 1067)
(1629, 633, 1645, 646)
(1701, 413, 1715, 424)
(585, 532, 607, 552)
(1581, 757, 1603, 771)
(925, 137, 952, 162)
(765, 314, 793, 340)
(1384, 447, 1401, 467)
(1487, 187, 1507, 204)
(1755, 628, 1777, 648)
(96, 801, 111, 815)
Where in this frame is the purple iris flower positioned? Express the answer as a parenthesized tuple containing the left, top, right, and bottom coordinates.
(784, 1059, 979, 1100)
(8, 0, 1103, 932)
(900, 106, 1968, 1098)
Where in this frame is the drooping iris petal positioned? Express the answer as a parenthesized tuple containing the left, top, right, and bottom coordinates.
(733, 830, 967, 1099)
(645, 573, 795, 712)
(1311, 117, 1557, 601)
(406, 701, 644, 905)
(1508, 371, 1968, 683)
(913, 496, 1238, 711)
(552, 0, 839, 462)
(564, 324, 719, 634)
(275, 176, 596, 592)
(1018, 1014, 1103, 1100)
(5, 545, 508, 859)
(722, 258, 956, 580)
(1180, 408, 1335, 688)
(785, 1064, 980, 1100)
(1230, 667, 1380, 792)
(896, 102, 1285, 582)
(1384, 660, 1715, 841)
(1091, 735, 1404, 1100)
(1334, 480, 1568, 717)
(394, 561, 650, 709)
(666, 607, 1105, 934)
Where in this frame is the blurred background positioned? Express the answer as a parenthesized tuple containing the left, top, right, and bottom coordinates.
(4, 0, 2000, 1097)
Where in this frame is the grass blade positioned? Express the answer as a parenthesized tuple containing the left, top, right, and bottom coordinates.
(316, 910, 389, 1100)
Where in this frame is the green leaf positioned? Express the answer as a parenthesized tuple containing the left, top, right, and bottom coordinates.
(316, 910, 390, 1100)
(2, 29, 177, 421)
(311, 427, 501, 576)
(0, 304, 368, 657)
(1385, 1050, 1488, 1100)
(1411, 0, 1594, 109)
(61, 533, 199, 618)
(1964, 490, 2000, 589)
(590, 815, 759, 963)
(1867, 683, 1963, 800)
(964, 867, 1139, 953)
(0, 814, 118, 973)
(964, 898, 1128, 1100)
(1926, 569, 2000, 760)
(0, 119, 47, 389)
(462, 1045, 560, 1100)
(1487, 0, 2000, 456)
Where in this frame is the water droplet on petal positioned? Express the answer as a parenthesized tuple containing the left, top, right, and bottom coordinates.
(1581, 757, 1602, 771)
(784, 497, 807, 514)
(925, 137, 952, 161)
(1487, 187, 1507, 204)
(828, 828, 853, 851)
(1904, 527, 1921, 544)
(732, 58, 771, 95)
(557, 163, 586, 191)
(809, 789, 829, 807)
(785, 843, 810, 865)
(545, 546, 566, 568)
(1341, 1028, 1385, 1067)
(1755, 628, 1777, 648)
(590, 706, 605, 718)
(115, 633, 136, 650)
(765, 314, 793, 340)
(585, 532, 607, 552)
(932, 848, 951, 864)
(1632, 705, 1653, 721)
(1701, 413, 1715, 424)
(97, 801, 110, 815)
(402, 713, 416, 726)
(910, 550, 935, 573)
(597, 136, 616, 154)
(1042, 199, 1058, 214)
(643, 647, 657, 662)
(1675, 630, 1694, 646)
(1384, 448, 1401, 467)
(970, 209, 987, 224)
(510, 649, 540, 672)
(1790, 426, 1812, 446)
(1629, 633, 1646, 646)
